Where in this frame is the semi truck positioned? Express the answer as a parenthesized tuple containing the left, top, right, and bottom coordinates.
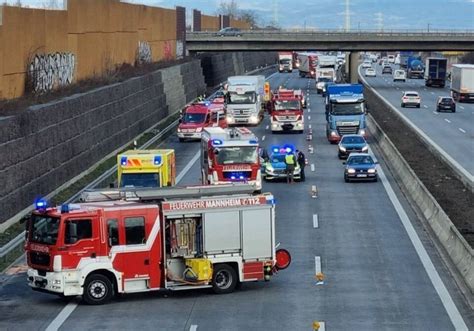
(297, 53, 318, 78)
(424, 57, 448, 87)
(177, 102, 227, 141)
(117, 149, 175, 188)
(451, 64, 474, 102)
(225, 75, 265, 125)
(325, 84, 367, 143)
(407, 56, 424, 79)
(399, 51, 414, 68)
(278, 52, 293, 72)
(201, 127, 262, 191)
(25, 184, 291, 305)
(269, 88, 305, 133)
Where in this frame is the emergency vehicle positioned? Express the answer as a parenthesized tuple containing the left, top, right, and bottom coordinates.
(269, 89, 305, 133)
(177, 102, 227, 141)
(25, 184, 291, 305)
(117, 149, 175, 188)
(201, 127, 262, 191)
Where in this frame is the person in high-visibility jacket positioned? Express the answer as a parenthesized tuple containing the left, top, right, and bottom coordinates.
(285, 152, 297, 184)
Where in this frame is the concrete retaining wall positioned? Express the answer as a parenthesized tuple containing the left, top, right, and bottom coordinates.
(0, 59, 206, 228)
(368, 115, 474, 296)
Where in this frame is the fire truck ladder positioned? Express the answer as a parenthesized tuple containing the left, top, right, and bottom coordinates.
(80, 183, 258, 203)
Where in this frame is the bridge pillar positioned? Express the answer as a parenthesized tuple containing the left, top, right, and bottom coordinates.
(349, 52, 360, 84)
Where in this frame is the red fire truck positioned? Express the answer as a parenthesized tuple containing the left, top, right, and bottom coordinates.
(201, 127, 262, 192)
(270, 88, 305, 133)
(297, 52, 319, 78)
(25, 185, 291, 305)
(177, 102, 227, 142)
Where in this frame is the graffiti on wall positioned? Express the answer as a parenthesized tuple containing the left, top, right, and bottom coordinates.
(164, 41, 172, 60)
(176, 41, 184, 60)
(28, 53, 76, 94)
(137, 41, 152, 64)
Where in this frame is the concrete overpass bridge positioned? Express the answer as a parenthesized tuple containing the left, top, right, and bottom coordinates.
(186, 29, 474, 82)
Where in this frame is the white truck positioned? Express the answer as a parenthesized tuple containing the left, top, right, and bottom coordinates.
(450, 64, 474, 103)
(278, 52, 293, 72)
(225, 75, 265, 125)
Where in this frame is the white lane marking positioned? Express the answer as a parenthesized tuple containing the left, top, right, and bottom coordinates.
(433, 111, 438, 115)
(311, 164, 315, 172)
(319, 322, 326, 331)
(262, 135, 266, 141)
(313, 214, 319, 228)
(314, 256, 321, 275)
(423, 105, 428, 108)
(370, 151, 468, 330)
(308, 115, 311, 120)
(459, 128, 466, 133)
(430, 92, 435, 95)
(308, 109, 311, 113)
(309, 124, 312, 129)
(396, 87, 400, 90)
(459, 105, 464, 110)
(444, 118, 451, 123)
(45, 300, 80, 331)
(190, 325, 198, 331)
(45, 148, 202, 331)
(265, 125, 269, 130)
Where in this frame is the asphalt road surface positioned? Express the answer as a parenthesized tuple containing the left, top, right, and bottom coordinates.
(360, 63, 474, 177)
(1, 71, 472, 331)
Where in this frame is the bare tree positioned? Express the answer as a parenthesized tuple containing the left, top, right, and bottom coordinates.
(217, 0, 239, 18)
(239, 10, 260, 29)
(43, 0, 60, 9)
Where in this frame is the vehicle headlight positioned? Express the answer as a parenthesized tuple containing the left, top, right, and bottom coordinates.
(359, 129, 366, 136)
(339, 146, 346, 152)
(361, 146, 368, 152)
(177, 127, 182, 132)
(226, 115, 234, 124)
(196, 127, 203, 133)
(348, 168, 356, 174)
(368, 168, 376, 174)
(330, 131, 338, 137)
(249, 115, 259, 123)
(266, 164, 274, 172)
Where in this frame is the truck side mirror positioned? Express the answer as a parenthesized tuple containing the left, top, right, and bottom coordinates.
(66, 222, 78, 244)
(179, 118, 183, 123)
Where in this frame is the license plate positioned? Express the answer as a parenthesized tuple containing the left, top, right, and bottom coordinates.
(357, 174, 367, 178)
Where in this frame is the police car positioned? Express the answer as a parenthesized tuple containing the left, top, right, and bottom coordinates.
(262, 146, 301, 181)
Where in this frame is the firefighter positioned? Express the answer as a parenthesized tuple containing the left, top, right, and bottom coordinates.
(285, 151, 296, 184)
(296, 149, 306, 181)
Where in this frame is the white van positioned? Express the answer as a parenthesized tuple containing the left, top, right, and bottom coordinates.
(393, 70, 406, 82)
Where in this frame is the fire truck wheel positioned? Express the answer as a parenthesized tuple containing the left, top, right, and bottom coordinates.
(83, 274, 114, 305)
(212, 264, 237, 294)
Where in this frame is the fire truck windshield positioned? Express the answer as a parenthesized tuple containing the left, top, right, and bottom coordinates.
(215, 146, 258, 165)
(121, 173, 160, 187)
(183, 113, 206, 124)
(30, 214, 60, 245)
(274, 100, 301, 111)
(331, 102, 365, 116)
(228, 91, 256, 104)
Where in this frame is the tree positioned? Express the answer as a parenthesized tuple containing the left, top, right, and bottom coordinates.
(217, 0, 238, 18)
(43, 0, 60, 9)
(239, 10, 259, 29)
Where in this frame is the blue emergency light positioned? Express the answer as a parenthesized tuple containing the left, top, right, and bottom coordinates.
(249, 139, 258, 145)
(204, 101, 211, 106)
(272, 146, 280, 153)
(120, 156, 128, 166)
(35, 198, 48, 210)
(154, 155, 162, 165)
(282, 144, 294, 153)
(212, 139, 223, 146)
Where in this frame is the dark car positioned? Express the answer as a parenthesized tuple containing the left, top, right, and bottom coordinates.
(338, 134, 368, 159)
(343, 153, 378, 182)
(436, 96, 456, 113)
(215, 27, 242, 37)
(382, 65, 393, 74)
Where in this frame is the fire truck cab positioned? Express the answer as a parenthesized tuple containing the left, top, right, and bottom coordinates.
(117, 149, 175, 188)
(270, 88, 305, 133)
(201, 127, 262, 192)
(177, 102, 227, 141)
(25, 185, 291, 305)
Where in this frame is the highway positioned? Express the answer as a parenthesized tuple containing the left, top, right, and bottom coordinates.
(360, 63, 474, 177)
(1, 71, 473, 330)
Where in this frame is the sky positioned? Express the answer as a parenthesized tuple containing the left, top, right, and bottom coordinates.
(4, 0, 474, 30)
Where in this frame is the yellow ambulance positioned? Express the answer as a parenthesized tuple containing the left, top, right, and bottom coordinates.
(117, 149, 176, 188)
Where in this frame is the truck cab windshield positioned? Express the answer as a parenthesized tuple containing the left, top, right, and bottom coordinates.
(318, 77, 332, 83)
(228, 92, 256, 104)
(121, 173, 160, 187)
(279, 59, 291, 65)
(215, 147, 258, 165)
(183, 113, 206, 124)
(274, 100, 301, 111)
(330, 102, 364, 116)
(30, 214, 60, 245)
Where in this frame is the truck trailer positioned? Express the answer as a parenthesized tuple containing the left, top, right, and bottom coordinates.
(424, 57, 448, 87)
(451, 64, 474, 102)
